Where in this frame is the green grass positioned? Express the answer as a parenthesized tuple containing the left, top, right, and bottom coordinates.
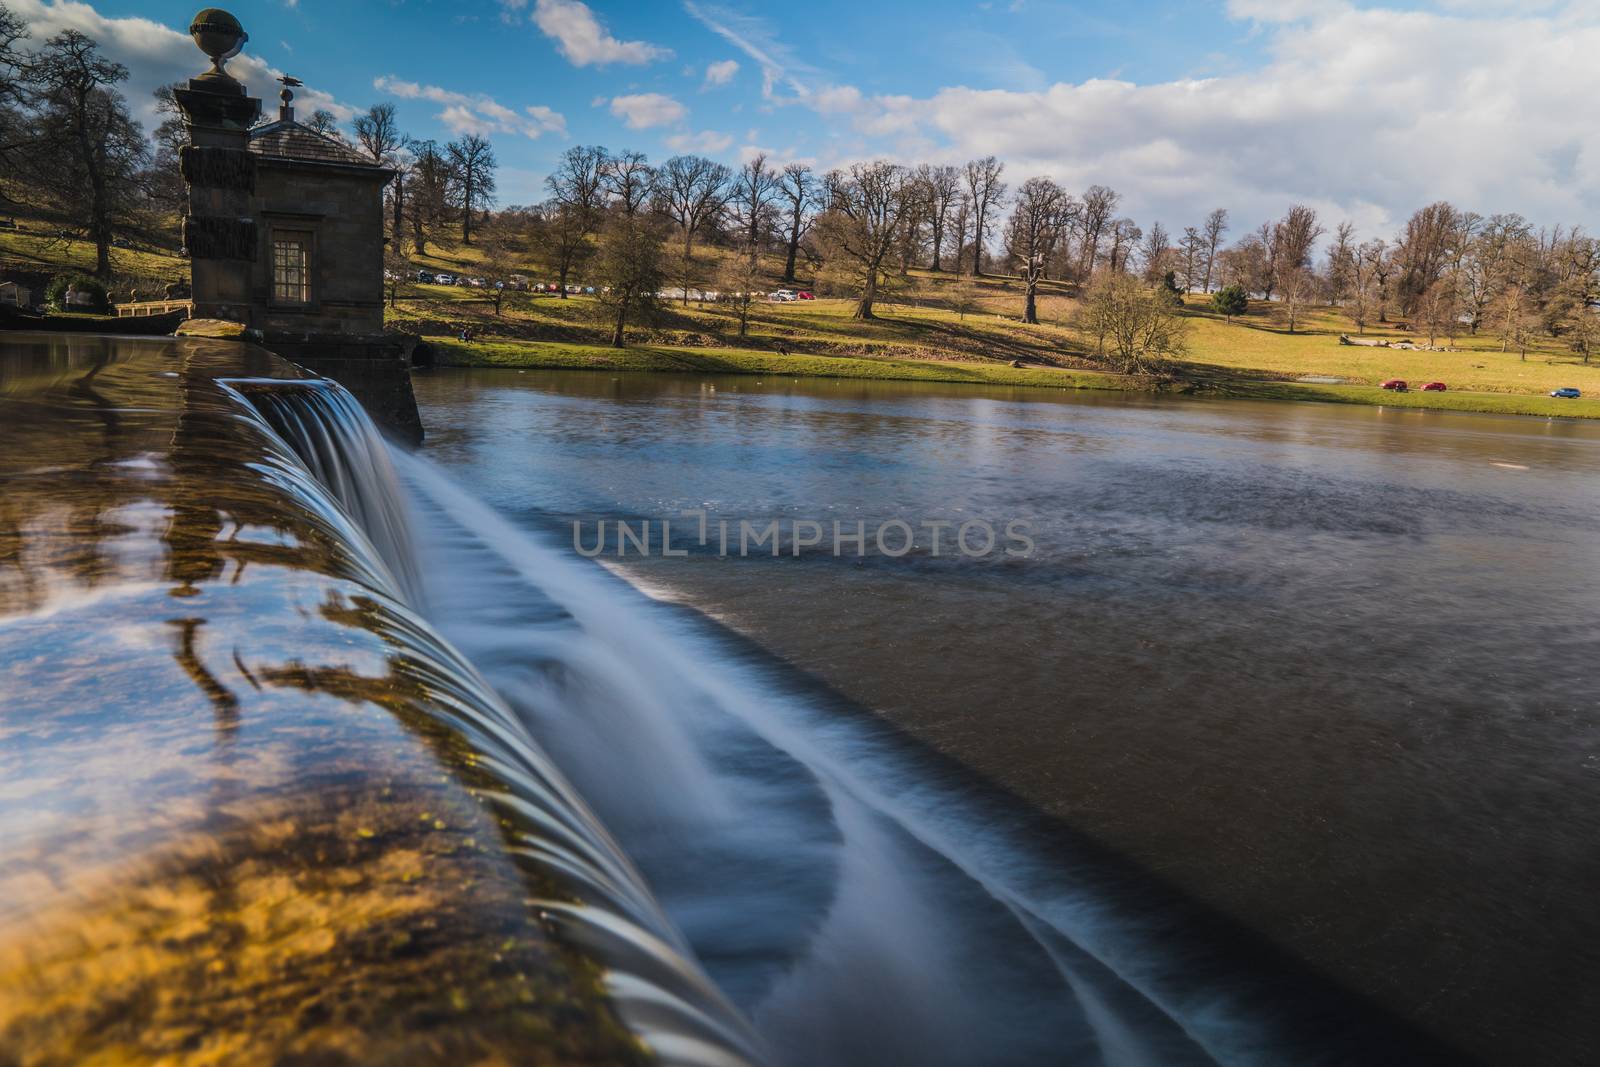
(0, 228, 187, 284)
(424, 336, 1127, 391)
(7, 220, 1596, 420)
(1209, 378, 1600, 418)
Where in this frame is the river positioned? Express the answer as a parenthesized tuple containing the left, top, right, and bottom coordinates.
(409, 367, 1600, 1067)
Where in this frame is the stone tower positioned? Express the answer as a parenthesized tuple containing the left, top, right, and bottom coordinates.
(174, 8, 422, 443)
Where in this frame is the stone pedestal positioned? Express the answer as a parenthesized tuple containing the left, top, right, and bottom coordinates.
(174, 75, 260, 324)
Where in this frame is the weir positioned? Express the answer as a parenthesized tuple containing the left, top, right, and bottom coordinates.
(0, 332, 761, 1066)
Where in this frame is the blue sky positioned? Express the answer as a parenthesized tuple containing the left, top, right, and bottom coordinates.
(13, 0, 1600, 239)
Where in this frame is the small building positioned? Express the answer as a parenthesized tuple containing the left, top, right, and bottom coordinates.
(173, 8, 420, 442)
(0, 281, 31, 309)
(245, 101, 393, 336)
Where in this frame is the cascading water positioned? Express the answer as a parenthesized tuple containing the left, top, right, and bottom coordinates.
(238, 370, 1445, 1067)
(390, 453, 1239, 1067)
(228, 375, 767, 1067)
(235, 378, 423, 605)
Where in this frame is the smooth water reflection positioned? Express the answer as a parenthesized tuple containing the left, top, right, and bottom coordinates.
(414, 367, 1600, 1067)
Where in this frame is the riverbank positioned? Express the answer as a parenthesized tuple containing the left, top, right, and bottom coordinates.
(423, 335, 1600, 419)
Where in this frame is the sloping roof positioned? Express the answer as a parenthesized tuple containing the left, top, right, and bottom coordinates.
(248, 119, 382, 168)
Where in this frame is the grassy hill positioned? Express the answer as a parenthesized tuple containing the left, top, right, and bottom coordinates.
(0, 223, 187, 288)
(393, 237, 1600, 418)
(7, 223, 1599, 418)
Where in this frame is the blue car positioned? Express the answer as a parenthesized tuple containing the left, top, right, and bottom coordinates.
(1551, 387, 1582, 399)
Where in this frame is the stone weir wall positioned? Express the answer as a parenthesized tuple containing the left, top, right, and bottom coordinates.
(0, 332, 760, 1067)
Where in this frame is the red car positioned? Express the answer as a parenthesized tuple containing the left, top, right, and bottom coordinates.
(1421, 381, 1447, 392)
(1380, 379, 1408, 391)
(796, 291, 815, 300)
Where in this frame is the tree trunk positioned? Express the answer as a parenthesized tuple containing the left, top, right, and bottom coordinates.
(854, 273, 877, 320)
(971, 207, 984, 277)
(392, 182, 405, 252)
(558, 261, 569, 299)
(612, 296, 628, 347)
(461, 174, 473, 244)
(784, 224, 800, 283)
(1023, 280, 1038, 325)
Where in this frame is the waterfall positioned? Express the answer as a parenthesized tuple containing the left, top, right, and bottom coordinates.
(234, 378, 423, 606)
(227, 375, 767, 1067)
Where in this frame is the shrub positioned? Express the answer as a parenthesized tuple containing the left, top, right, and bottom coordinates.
(45, 273, 111, 315)
(1210, 284, 1248, 321)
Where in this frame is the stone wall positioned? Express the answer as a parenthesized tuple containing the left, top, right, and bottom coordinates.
(251, 160, 388, 337)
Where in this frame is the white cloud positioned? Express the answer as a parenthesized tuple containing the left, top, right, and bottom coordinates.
(609, 92, 687, 130)
(667, 129, 734, 153)
(682, 1, 815, 99)
(374, 75, 565, 139)
(801, 3, 1600, 237)
(702, 58, 739, 88)
(9, 0, 355, 129)
(531, 0, 671, 67)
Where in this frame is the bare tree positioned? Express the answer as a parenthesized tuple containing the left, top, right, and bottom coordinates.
(1074, 271, 1189, 374)
(730, 152, 779, 253)
(657, 153, 731, 304)
(924, 164, 961, 271)
(446, 133, 496, 244)
(1078, 185, 1120, 277)
(304, 108, 344, 141)
(1461, 214, 1531, 333)
(23, 29, 146, 277)
(601, 149, 655, 216)
(1395, 201, 1461, 315)
(1280, 266, 1316, 333)
(408, 139, 450, 255)
(1004, 176, 1072, 324)
(1178, 227, 1205, 292)
(1107, 218, 1141, 274)
(1346, 238, 1389, 333)
(355, 102, 409, 250)
(963, 156, 1006, 276)
(1325, 221, 1356, 306)
(1200, 208, 1228, 292)
(815, 160, 912, 320)
(592, 211, 667, 347)
(776, 162, 817, 284)
(354, 102, 404, 163)
(1139, 220, 1171, 285)
(543, 144, 608, 297)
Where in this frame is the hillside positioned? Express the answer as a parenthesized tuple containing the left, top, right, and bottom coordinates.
(7, 225, 1600, 417)
(393, 237, 1600, 418)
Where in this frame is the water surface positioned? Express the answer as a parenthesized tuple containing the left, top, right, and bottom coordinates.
(413, 367, 1600, 1066)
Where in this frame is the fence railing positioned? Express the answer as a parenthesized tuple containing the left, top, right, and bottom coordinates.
(115, 299, 192, 318)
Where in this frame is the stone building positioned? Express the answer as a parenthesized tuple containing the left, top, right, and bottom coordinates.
(174, 9, 421, 442)
(246, 96, 392, 336)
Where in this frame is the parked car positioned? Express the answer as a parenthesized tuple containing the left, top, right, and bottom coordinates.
(466, 277, 485, 288)
(433, 273, 456, 285)
(415, 269, 435, 283)
(1551, 387, 1582, 399)
(0, 218, 16, 230)
(769, 291, 797, 302)
(796, 291, 815, 299)
(1421, 381, 1447, 392)
(1380, 379, 1408, 391)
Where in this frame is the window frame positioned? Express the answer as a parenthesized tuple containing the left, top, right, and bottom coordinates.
(268, 226, 316, 309)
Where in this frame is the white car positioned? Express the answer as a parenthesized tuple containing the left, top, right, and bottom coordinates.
(769, 290, 797, 302)
(433, 273, 456, 285)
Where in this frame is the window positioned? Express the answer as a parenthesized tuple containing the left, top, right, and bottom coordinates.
(272, 232, 310, 304)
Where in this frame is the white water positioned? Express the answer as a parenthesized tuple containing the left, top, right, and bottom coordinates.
(229, 378, 765, 1067)
(392, 449, 1258, 1067)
